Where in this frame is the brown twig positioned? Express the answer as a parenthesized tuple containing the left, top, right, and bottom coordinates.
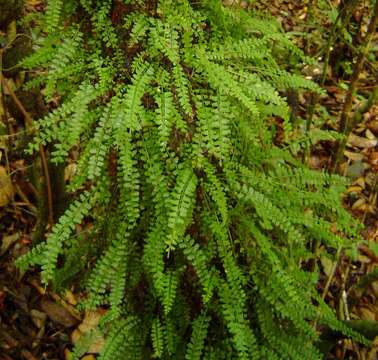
(1, 76, 33, 128)
(14, 183, 38, 215)
(321, 246, 342, 301)
(313, 246, 343, 329)
(0, 50, 13, 137)
(1, 75, 54, 226)
(304, 0, 358, 163)
(333, 0, 378, 170)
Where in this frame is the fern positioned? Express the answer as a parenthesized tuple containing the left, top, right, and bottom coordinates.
(17, 190, 94, 283)
(151, 318, 164, 358)
(166, 165, 197, 251)
(98, 317, 142, 360)
(45, 0, 63, 32)
(178, 235, 217, 304)
(185, 313, 210, 360)
(18, 0, 367, 359)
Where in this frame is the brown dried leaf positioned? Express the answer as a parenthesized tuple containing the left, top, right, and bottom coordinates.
(346, 161, 365, 179)
(366, 129, 376, 140)
(30, 309, 47, 329)
(344, 150, 364, 161)
(40, 299, 79, 328)
(81, 355, 96, 360)
(321, 256, 334, 278)
(358, 306, 377, 321)
(0, 233, 20, 255)
(348, 133, 378, 149)
(64, 290, 78, 306)
(71, 310, 106, 354)
(352, 198, 367, 211)
(354, 177, 366, 188)
(0, 166, 14, 206)
(347, 186, 363, 194)
(77, 310, 104, 334)
(64, 163, 76, 182)
(65, 349, 73, 360)
(368, 151, 378, 169)
(358, 254, 372, 264)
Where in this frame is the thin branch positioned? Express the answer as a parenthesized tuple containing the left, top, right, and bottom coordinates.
(322, 246, 342, 301)
(0, 50, 13, 137)
(1, 76, 33, 127)
(1, 75, 54, 227)
(304, 0, 358, 163)
(333, 0, 378, 170)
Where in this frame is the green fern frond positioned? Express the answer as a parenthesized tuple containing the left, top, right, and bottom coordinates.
(112, 63, 154, 135)
(154, 91, 176, 151)
(161, 270, 179, 315)
(151, 318, 164, 358)
(98, 317, 142, 360)
(179, 235, 217, 304)
(185, 313, 210, 360)
(45, 0, 63, 32)
(172, 64, 192, 116)
(166, 166, 198, 251)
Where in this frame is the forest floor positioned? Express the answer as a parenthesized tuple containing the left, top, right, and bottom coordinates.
(0, 1, 377, 359)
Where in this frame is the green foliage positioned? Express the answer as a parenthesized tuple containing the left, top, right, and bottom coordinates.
(185, 313, 210, 360)
(17, 0, 366, 358)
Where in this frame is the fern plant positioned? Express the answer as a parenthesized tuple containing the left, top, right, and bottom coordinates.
(17, 0, 366, 358)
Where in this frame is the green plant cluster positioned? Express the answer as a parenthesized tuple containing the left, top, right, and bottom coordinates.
(17, 0, 366, 358)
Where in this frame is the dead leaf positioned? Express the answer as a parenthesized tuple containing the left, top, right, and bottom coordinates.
(71, 328, 82, 344)
(81, 355, 96, 360)
(64, 290, 78, 306)
(352, 198, 367, 211)
(366, 129, 376, 140)
(41, 299, 79, 328)
(0, 166, 14, 206)
(0, 233, 20, 255)
(371, 281, 378, 298)
(347, 186, 363, 193)
(354, 177, 366, 188)
(357, 254, 372, 264)
(64, 349, 73, 360)
(64, 163, 76, 182)
(30, 309, 47, 329)
(50, 293, 81, 320)
(26, 0, 43, 5)
(368, 151, 378, 170)
(346, 161, 366, 179)
(358, 307, 377, 321)
(321, 256, 334, 278)
(365, 172, 377, 187)
(347, 133, 378, 149)
(71, 309, 106, 354)
(77, 310, 104, 334)
(344, 150, 364, 161)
